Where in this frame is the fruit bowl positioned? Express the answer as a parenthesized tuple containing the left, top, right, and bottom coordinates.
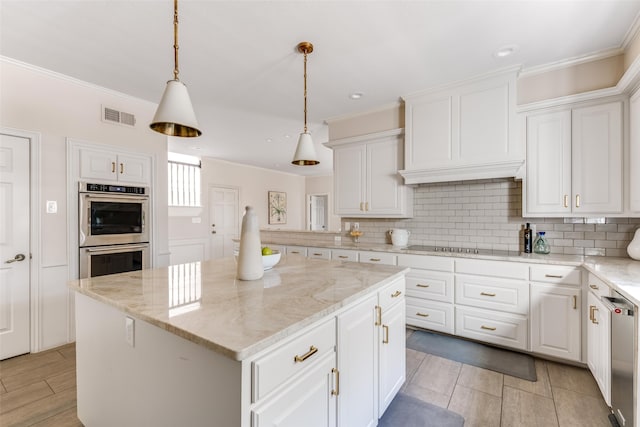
(262, 250, 281, 270)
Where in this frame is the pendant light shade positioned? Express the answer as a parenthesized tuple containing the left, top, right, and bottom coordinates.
(150, 0, 201, 137)
(292, 41, 319, 166)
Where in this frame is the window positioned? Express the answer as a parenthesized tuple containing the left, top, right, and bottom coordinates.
(168, 153, 201, 207)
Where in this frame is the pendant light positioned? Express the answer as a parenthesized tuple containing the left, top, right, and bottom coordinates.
(150, 0, 202, 137)
(292, 41, 319, 166)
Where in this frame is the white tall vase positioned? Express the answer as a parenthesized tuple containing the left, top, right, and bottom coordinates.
(237, 206, 264, 280)
(628, 229, 640, 261)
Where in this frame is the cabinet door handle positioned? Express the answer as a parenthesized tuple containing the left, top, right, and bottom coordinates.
(338, 255, 349, 259)
(375, 305, 382, 326)
(589, 305, 595, 321)
(331, 368, 340, 396)
(416, 284, 430, 288)
(573, 295, 577, 310)
(589, 284, 599, 290)
(416, 312, 430, 317)
(312, 252, 322, 256)
(120, 163, 124, 174)
(480, 292, 496, 297)
(391, 290, 402, 298)
(545, 274, 563, 279)
(111, 161, 116, 173)
(365, 202, 369, 211)
(382, 325, 389, 344)
(290, 251, 300, 254)
(563, 195, 569, 208)
(481, 325, 496, 331)
(360, 202, 364, 211)
(575, 194, 581, 208)
(369, 258, 381, 262)
(591, 307, 599, 324)
(294, 346, 318, 363)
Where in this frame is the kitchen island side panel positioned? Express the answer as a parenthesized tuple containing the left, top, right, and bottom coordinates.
(75, 293, 242, 427)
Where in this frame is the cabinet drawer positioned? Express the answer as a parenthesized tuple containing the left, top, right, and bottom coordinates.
(587, 273, 612, 298)
(378, 277, 405, 312)
(456, 258, 528, 280)
(251, 318, 336, 403)
(359, 251, 397, 265)
(406, 298, 454, 334)
(332, 249, 358, 262)
(530, 265, 581, 286)
(308, 247, 331, 260)
(286, 246, 307, 257)
(455, 306, 528, 351)
(405, 270, 454, 303)
(455, 275, 529, 315)
(397, 254, 454, 272)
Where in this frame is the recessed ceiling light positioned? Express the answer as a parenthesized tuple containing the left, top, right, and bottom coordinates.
(349, 92, 364, 100)
(494, 45, 519, 58)
(266, 138, 273, 143)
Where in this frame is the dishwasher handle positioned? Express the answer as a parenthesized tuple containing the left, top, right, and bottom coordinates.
(602, 295, 635, 316)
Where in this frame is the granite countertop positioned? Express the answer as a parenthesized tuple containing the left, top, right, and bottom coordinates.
(263, 239, 640, 304)
(68, 257, 407, 361)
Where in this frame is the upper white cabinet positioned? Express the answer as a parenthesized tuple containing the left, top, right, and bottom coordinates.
(630, 91, 640, 212)
(80, 147, 151, 184)
(400, 68, 523, 184)
(325, 129, 413, 218)
(524, 100, 623, 216)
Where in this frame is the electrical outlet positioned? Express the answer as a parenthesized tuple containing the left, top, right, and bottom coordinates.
(125, 316, 135, 347)
(46, 200, 57, 214)
(344, 222, 350, 231)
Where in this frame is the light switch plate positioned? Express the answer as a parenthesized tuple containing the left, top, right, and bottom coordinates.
(46, 200, 57, 214)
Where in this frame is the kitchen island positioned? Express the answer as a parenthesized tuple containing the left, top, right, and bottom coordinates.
(69, 256, 408, 427)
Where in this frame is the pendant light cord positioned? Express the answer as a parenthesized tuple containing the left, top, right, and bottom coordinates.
(173, 0, 180, 81)
(303, 49, 308, 133)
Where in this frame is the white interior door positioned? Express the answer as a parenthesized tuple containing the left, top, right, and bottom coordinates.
(209, 187, 239, 259)
(0, 134, 31, 360)
(309, 194, 328, 231)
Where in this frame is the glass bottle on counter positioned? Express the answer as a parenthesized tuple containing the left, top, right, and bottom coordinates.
(533, 231, 550, 254)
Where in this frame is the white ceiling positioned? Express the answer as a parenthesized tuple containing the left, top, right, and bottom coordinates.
(2, 1, 640, 177)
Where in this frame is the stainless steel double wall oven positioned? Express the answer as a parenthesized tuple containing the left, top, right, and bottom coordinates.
(78, 182, 150, 278)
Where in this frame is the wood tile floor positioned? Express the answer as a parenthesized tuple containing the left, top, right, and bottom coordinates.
(403, 329, 613, 427)
(1, 335, 613, 427)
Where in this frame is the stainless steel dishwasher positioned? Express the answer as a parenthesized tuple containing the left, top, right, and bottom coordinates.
(603, 291, 636, 427)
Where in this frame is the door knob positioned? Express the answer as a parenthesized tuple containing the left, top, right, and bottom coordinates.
(5, 254, 26, 263)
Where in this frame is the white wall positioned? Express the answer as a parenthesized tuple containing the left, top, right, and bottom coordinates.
(0, 58, 169, 351)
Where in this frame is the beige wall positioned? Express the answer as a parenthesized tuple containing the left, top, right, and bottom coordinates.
(625, 29, 640, 70)
(327, 104, 404, 140)
(517, 54, 624, 104)
(0, 58, 169, 350)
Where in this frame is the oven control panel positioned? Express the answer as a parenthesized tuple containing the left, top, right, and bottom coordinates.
(80, 182, 147, 195)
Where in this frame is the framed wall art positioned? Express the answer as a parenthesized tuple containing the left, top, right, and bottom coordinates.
(268, 191, 287, 224)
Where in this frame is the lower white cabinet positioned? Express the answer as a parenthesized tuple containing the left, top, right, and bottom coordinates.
(378, 299, 406, 415)
(530, 282, 581, 361)
(587, 290, 611, 405)
(251, 351, 337, 427)
(337, 295, 378, 427)
(455, 305, 528, 350)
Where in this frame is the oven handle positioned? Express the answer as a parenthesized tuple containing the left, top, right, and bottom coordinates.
(84, 244, 149, 253)
(81, 193, 149, 201)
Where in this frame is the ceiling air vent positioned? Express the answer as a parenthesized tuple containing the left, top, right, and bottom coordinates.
(102, 106, 136, 127)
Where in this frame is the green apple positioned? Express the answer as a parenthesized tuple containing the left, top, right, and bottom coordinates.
(262, 247, 273, 256)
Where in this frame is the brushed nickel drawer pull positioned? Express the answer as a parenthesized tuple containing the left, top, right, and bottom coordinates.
(480, 292, 496, 297)
(369, 258, 381, 262)
(545, 274, 563, 279)
(313, 252, 322, 256)
(481, 325, 497, 331)
(391, 290, 402, 298)
(338, 255, 349, 259)
(416, 284, 430, 288)
(382, 325, 389, 344)
(589, 284, 599, 290)
(290, 251, 300, 254)
(416, 312, 430, 317)
(573, 295, 577, 310)
(331, 368, 340, 396)
(294, 346, 318, 363)
(120, 163, 124, 174)
(375, 305, 382, 326)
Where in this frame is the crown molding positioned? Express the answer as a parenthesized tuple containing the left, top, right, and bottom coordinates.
(1, 55, 157, 107)
(622, 10, 640, 50)
(323, 100, 402, 125)
(519, 48, 623, 78)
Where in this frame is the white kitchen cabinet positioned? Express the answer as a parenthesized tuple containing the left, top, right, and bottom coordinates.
(251, 351, 337, 427)
(530, 283, 581, 362)
(286, 246, 308, 257)
(377, 279, 406, 416)
(525, 100, 623, 216)
(79, 147, 151, 184)
(308, 247, 332, 260)
(358, 251, 397, 266)
(332, 249, 358, 262)
(401, 68, 523, 184)
(630, 90, 640, 212)
(587, 290, 611, 405)
(336, 294, 378, 427)
(326, 129, 413, 218)
(455, 305, 528, 351)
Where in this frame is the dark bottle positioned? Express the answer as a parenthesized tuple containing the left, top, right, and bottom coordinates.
(524, 223, 532, 253)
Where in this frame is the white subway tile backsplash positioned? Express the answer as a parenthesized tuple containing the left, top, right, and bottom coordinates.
(340, 178, 639, 258)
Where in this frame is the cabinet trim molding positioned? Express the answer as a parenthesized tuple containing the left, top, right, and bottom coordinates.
(400, 159, 525, 185)
(323, 128, 404, 148)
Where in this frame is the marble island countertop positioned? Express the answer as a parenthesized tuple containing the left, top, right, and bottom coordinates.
(68, 257, 407, 361)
